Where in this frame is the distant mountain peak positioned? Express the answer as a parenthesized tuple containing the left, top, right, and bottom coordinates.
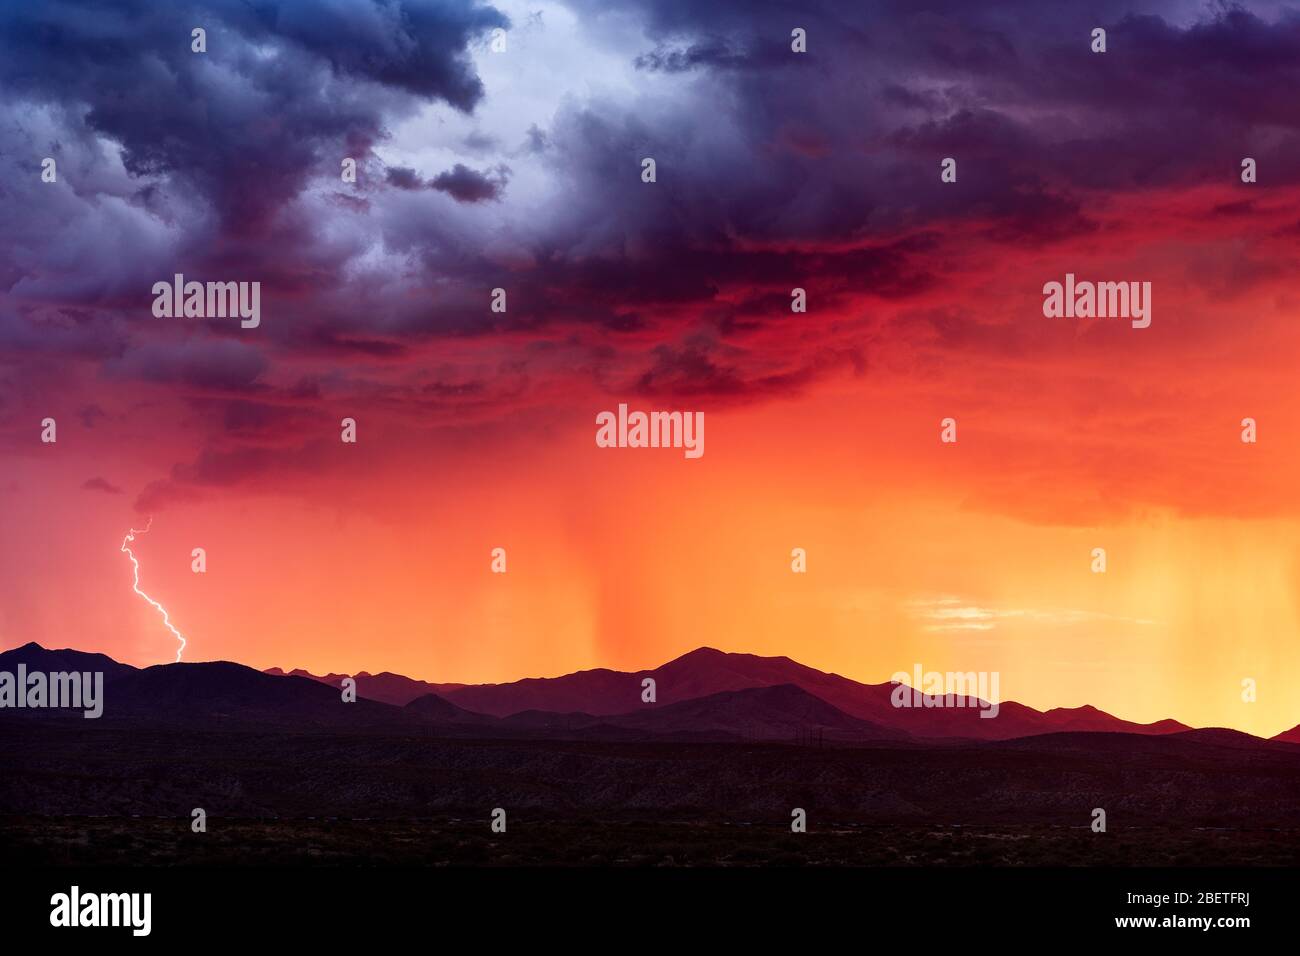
(1271, 724, 1300, 744)
(0, 642, 138, 681)
(662, 646, 728, 664)
(1047, 704, 1103, 714)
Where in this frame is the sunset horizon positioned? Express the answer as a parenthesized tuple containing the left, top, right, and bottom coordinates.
(6, 2, 1300, 745)
(4, 2, 1300, 933)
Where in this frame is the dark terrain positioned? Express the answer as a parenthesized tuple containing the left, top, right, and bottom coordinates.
(4, 642, 1299, 866)
(6, 816, 1295, 867)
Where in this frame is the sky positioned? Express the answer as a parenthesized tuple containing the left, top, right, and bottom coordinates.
(1, 0, 1298, 737)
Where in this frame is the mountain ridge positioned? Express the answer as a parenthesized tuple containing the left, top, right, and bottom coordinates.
(264, 644, 1205, 741)
(4, 642, 1283, 742)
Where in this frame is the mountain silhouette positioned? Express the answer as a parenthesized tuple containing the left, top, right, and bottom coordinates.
(4, 642, 1276, 744)
(402, 692, 492, 724)
(1037, 704, 1191, 736)
(592, 683, 909, 742)
(275, 646, 1197, 741)
(264, 666, 465, 707)
(0, 641, 138, 682)
(1273, 724, 1300, 744)
(405, 684, 907, 742)
(92, 659, 408, 728)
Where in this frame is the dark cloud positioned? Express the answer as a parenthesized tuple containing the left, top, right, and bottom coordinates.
(429, 163, 508, 202)
(208, 399, 310, 440)
(0, 0, 507, 240)
(81, 477, 123, 494)
(385, 162, 507, 202)
(237, 0, 508, 108)
(386, 167, 427, 191)
(634, 37, 797, 73)
(310, 330, 410, 357)
(0, 309, 128, 362)
(631, 341, 831, 402)
(104, 339, 268, 392)
(6, 0, 1300, 515)
(134, 435, 349, 513)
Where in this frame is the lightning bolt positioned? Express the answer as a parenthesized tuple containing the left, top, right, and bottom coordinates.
(120, 517, 187, 662)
